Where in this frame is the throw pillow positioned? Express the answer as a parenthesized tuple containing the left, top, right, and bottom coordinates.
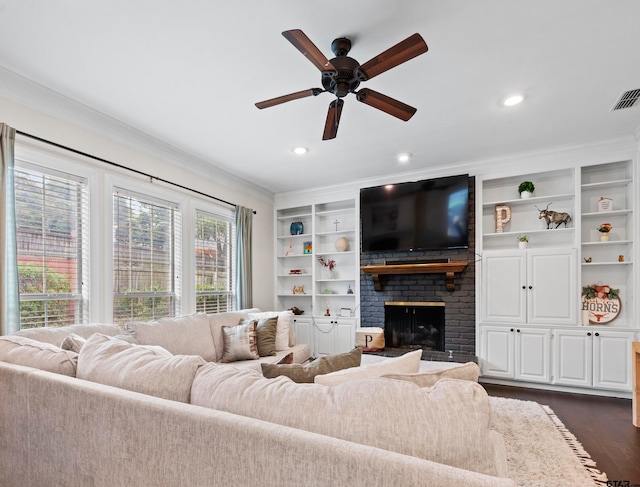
(382, 361, 480, 387)
(77, 334, 206, 403)
(220, 320, 259, 363)
(314, 349, 422, 386)
(124, 313, 216, 361)
(248, 310, 293, 351)
(246, 317, 277, 357)
(190, 365, 505, 477)
(277, 352, 294, 364)
(60, 332, 87, 353)
(0, 335, 78, 376)
(13, 323, 121, 346)
(261, 347, 361, 383)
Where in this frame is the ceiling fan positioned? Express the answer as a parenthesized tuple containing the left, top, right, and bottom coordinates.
(255, 29, 428, 140)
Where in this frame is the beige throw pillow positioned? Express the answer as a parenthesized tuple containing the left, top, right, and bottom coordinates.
(261, 348, 361, 383)
(0, 335, 78, 376)
(220, 320, 259, 363)
(60, 332, 87, 353)
(382, 361, 480, 387)
(77, 334, 206, 403)
(190, 365, 505, 477)
(314, 349, 422, 386)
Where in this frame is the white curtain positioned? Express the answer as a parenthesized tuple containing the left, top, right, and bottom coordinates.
(0, 123, 20, 335)
(235, 206, 253, 309)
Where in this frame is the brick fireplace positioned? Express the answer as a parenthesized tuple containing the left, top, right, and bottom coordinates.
(359, 177, 476, 356)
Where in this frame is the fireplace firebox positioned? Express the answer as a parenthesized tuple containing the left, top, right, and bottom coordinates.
(384, 302, 445, 352)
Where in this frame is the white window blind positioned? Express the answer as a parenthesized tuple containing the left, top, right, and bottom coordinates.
(195, 209, 235, 313)
(112, 190, 182, 325)
(14, 165, 89, 329)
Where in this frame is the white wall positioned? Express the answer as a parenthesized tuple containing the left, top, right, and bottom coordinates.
(0, 95, 275, 313)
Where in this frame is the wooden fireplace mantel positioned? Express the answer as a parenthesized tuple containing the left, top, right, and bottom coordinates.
(360, 262, 468, 292)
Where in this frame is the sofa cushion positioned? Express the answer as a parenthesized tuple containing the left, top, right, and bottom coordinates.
(191, 365, 505, 477)
(220, 320, 259, 363)
(314, 349, 422, 386)
(261, 347, 361, 383)
(251, 317, 277, 357)
(77, 334, 206, 403)
(248, 310, 292, 351)
(13, 323, 121, 346)
(0, 335, 78, 376)
(382, 361, 480, 387)
(124, 313, 216, 361)
(60, 332, 87, 353)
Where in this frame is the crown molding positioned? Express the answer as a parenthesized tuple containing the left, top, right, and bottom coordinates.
(0, 67, 274, 204)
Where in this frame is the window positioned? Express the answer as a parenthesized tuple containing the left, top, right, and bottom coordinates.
(112, 190, 181, 325)
(195, 209, 234, 313)
(14, 165, 89, 329)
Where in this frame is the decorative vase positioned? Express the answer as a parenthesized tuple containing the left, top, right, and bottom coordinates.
(335, 236, 349, 252)
(599, 233, 610, 242)
(290, 221, 303, 235)
(520, 191, 532, 199)
(518, 241, 527, 249)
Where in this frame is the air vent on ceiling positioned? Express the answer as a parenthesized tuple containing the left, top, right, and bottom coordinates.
(611, 89, 640, 111)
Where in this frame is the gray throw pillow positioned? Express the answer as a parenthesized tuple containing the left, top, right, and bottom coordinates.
(220, 320, 259, 363)
(261, 347, 361, 383)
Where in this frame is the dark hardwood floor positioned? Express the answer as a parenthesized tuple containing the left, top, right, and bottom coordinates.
(482, 383, 640, 485)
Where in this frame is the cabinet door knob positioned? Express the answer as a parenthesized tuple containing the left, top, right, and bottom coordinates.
(595, 332, 600, 337)
(516, 329, 520, 332)
(510, 328, 514, 332)
(528, 285, 533, 290)
(587, 332, 592, 336)
(522, 286, 526, 290)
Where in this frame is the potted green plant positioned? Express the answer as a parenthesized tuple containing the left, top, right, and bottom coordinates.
(518, 181, 535, 199)
(517, 234, 528, 249)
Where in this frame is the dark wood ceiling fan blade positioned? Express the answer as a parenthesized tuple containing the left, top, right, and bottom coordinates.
(255, 88, 323, 109)
(322, 99, 344, 140)
(356, 33, 428, 81)
(356, 88, 417, 121)
(282, 29, 336, 72)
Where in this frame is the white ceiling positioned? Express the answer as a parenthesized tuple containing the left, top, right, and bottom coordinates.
(1, 0, 639, 194)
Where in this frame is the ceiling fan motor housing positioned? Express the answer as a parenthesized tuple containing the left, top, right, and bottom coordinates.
(322, 55, 361, 98)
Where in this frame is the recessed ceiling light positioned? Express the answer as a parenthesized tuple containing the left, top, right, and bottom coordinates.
(397, 152, 412, 163)
(292, 147, 308, 155)
(503, 94, 524, 107)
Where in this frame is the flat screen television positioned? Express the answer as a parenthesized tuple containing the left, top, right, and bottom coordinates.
(360, 174, 469, 252)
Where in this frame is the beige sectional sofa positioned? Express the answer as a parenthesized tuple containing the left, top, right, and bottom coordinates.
(0, 311, 517, 487)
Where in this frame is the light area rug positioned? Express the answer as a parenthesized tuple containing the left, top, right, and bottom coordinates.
(490, 396, 608, 487)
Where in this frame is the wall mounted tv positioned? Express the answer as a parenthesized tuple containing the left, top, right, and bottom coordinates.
(360, 174, 469, 252)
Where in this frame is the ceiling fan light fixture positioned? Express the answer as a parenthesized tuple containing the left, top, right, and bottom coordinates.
(292, 147, 308, 155)
(503, 94, 525, 107)
(397, 152, 412, 163)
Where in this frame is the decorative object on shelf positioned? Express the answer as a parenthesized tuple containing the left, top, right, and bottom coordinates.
(288, 306, 304, 315)
(318, 257, 336, 271)
(333, 219, 340, 231)
(335, 236, 349, 252)
(581, 283, 621, 324)
(535, 203, 571, 229)
(597, 222, 611, 242)
(339, 308, 351, 318)
(324, 302, 330, 317)
(346, 284, 353, 294)
(303, 241, 313, 254)
(618, 255, 625, 262)
(517, 235, 528, 249)
(598, 196, 613, 212)
(494, 204, 511, 233)
(322, 289, 333, 294)
(292, 285, 306, 295)
(581, 309, 590, 326)
(288, 268, 306, 275)
(583, 257, 592, 263)
(290, 221, 304, 235)
(518, 181, 535, 199)
(285, 239, 295, 256)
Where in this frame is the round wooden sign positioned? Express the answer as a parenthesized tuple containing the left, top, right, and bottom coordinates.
(582, 296, 621, 324)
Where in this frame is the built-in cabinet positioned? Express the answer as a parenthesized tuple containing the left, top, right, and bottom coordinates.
(275, 199, 358, 358)
(478, 159, 637, 394)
